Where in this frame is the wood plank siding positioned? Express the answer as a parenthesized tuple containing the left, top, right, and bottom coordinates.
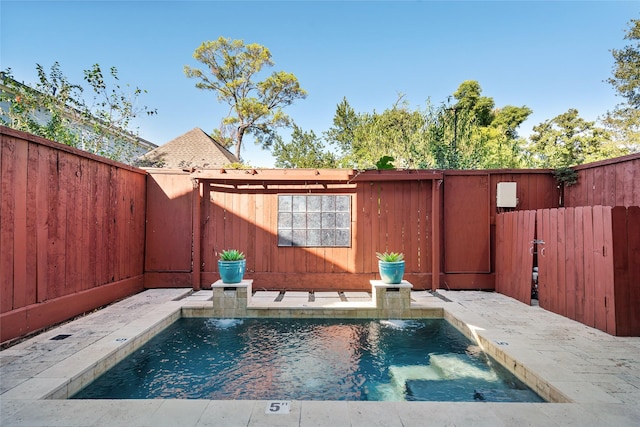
(0, 127, 146, 343)
(496, 206, 640, 336)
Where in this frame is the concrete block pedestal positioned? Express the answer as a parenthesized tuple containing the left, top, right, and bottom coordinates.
(370, 280, 413, 318)
(212, 279, 253, 317)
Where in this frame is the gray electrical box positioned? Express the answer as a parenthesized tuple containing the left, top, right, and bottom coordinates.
(496, 182, 518, 207)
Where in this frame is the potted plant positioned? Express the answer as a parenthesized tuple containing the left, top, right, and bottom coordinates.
(376, 251, 405, 284)
(218, 249, 246, 284)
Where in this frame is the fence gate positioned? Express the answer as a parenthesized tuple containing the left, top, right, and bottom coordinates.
(536, 206, 616, 331)
(495, 210, 536, 305)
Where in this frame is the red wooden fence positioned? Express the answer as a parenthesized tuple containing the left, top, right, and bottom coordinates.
(3, 124, 638, 343)
(146, 169, 445, 290)
(0, 127, 146, 343)
(496, 206, 640, 336)
(495, 210, 536, 305)
(565, 153, 640, 208)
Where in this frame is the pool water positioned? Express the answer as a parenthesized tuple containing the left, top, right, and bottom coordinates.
(72, 318, 544, 402)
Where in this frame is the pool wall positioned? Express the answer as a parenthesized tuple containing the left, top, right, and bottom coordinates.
(33, 286, 570, 404)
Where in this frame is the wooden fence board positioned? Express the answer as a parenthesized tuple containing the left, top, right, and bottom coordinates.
(548, 209, 559, 314)
(1, 137, 16, 312)
(592, 206, 608, 332)
(601, 207, 615, 334)
(564, 208, 576, 320)
(612, 206, 640, 336)
(582, 207, 595, 327)
(12, 137, 28, 308)
(35, 145, 49, 302)
(25, 142, 38, 305)
(556, 208, 566, 315)
(538, 208, 550, 312)
(495, 211, 534, 304)
(626, 207, 640, 335)
(574, 207, 585, 323)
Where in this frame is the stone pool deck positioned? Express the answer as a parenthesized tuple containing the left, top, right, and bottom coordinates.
(1, 288, 639, 426)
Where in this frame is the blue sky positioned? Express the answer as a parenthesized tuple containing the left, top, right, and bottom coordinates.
(1, 1, 637, 167)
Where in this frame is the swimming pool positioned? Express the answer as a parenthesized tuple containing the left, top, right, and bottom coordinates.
(72, 318, 544, 402)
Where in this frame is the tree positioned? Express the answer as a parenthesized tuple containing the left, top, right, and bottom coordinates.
(603, 19, 640, 153)
(324, 83, 532, 170)
(453, 80, 495, 126)
(1, 63, 83, 146)
(527, 109, 620, 168)
(272, 124, 336, 168)
(323, 97, 358, 157)
(608, 19, 640, 109)
(428, 82, 531, 169)
(324, 95, 431, 169)
(82, 64, 157, 161)
(184, 37, 307, 160)
(0, 62, 156, 164)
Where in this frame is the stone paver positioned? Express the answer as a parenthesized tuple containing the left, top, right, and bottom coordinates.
(1, 289, 639, 426)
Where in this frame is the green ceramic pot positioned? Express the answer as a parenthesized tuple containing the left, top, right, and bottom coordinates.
(218, 259, 246, 284)
(378, 260, 405, 284)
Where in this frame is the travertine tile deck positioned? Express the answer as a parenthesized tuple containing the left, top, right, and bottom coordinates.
(1, 288, 639, 426)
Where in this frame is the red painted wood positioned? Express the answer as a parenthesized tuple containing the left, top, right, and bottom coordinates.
(1, 136, 17, 312)
(144, 173, 193, 272)
(1, 128, 147, 343)
(565, 154, 640, 208)
(601, 207, 615, 334)
(592, 206, 608, 332)
(574, 207, 586, 324)
(12, 138, 28, 308)
(537, 209, 548, 309)
(521, 210, 535, 305)
(25, 142, 38, 305)
(0, 275, 144, 343)
(431, 179, 441, 290)
(612, 207, 640, 336)
(564, 208, 577, 320)
(625, 207, 640, 336)
(556, 208, 566, 315)
(192, 182, 201, 290)
(35, 145, 50, 302)
(548, 209, 559, 314)
(444, 174, 491, 274)
(582, 207, 595, 327)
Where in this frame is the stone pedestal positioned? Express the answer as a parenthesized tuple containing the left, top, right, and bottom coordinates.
(212, 279, 252, 317)
(371, 280, 413, 318)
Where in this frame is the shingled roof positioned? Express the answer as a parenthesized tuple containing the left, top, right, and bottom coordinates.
(138, 128, 238, 168)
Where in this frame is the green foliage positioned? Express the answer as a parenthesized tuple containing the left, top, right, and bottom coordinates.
(326, 94, 431, 169)
(375, 156, 395, 169)
(219, 249, 245, 261)
(223, 162, 254, 170)
(323, 97, 358, 156)
(603, 19, 640, 153)
(272, 124, 337, 168)
(527, 108, 619, 168)
(0, 63, 156, 164)
(376, 252, 405, 262)
(82, 64, 157, 161)
(324, 83, 533, 170)
(608, 19, 640, 109)
(552, 167, 579, 187)
(184, 37, 307, 160)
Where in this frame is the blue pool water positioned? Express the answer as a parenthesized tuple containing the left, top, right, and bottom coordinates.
(72, 318, 544, 402)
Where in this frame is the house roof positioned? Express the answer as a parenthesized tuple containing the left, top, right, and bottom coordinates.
(138, 127, 238, 168)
